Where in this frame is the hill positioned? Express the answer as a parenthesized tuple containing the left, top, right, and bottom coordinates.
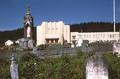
(0, 28, 23, 46)
(70, 22, 120, 32)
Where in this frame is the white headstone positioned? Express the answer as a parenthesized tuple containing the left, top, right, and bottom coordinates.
(86, 55, 108, 79)
(113, 40, 120, 56)
(10, 55, 19, 79)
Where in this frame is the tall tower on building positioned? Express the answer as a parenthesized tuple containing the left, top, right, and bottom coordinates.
(24, 0, 34, 39)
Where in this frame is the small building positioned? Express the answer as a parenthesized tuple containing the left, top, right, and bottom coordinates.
(37, 21, 70, 46)
(5, 40, 14, 46)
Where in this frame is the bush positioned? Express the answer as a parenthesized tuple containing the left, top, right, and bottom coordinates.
(0, 58, 10, 78)
(38, 44, 46, 50)
(89, 41, 113, 52)
(103, 53, 120, 79)
(45, 44, 64, 50)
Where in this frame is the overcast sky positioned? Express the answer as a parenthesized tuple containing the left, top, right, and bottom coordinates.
(0, 0, 120, 31)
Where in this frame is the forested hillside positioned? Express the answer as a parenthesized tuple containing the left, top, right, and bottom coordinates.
(70, 22, 120, 32)
(0, 28, 23, 46)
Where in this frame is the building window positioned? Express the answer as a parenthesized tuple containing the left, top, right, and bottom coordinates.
(110, 34, 112, 38)
(72, 36, 76, 39)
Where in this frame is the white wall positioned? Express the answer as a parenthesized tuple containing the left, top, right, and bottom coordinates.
(71, 32, 119, 46)
(37, 21, 70, 46)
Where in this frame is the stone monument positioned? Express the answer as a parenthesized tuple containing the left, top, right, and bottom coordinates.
(24, 2, 34, 39)
(18, 38, 34, 49)
(27, 26, 31, 38)
(10, 55, 19, 79)
(86, 55, 108, 79)
(113, 40, 120, 56)
(17, 1, 35, 50)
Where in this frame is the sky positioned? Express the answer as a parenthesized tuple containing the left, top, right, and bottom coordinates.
(0, 0, 120, 31)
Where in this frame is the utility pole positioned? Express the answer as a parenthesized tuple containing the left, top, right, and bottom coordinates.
(113, 0, 116, 32)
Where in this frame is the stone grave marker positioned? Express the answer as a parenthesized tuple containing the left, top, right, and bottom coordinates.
(86, 55, 108, 79)
(10, 54, 19, 79)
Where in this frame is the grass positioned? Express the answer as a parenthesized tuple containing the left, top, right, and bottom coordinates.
(0, 49, 120, 79)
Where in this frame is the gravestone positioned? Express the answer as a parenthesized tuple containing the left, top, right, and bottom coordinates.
(33, 47, 38, 56)
(28, 39, 34, 49)
(18, 38, 34, 49)
(113, 40, 120, 57)
(19, 38, 28, 49)
(10, 55, 19, 79)
(86, 55, 108, 79)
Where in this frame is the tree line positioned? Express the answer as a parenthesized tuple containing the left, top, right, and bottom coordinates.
(70, 22, 120, 32)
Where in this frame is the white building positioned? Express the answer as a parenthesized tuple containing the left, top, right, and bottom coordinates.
(71, 32, 119, 47)
(36, 21, 120, 47)
(5, 40, 14, 46)
(37, 21, 70, 46)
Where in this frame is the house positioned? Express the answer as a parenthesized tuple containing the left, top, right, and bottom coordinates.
(5, 40, 14, 46)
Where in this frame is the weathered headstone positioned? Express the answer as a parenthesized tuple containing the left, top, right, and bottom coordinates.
(86, 55, 108, 79)
(19, 38, 28, 49)
(113, 40, 120, 57)
(18, 38, 34, 49)
(10, 55, 19, 79)
(33, 47, 38, 56)
(28, 39, 34, 49)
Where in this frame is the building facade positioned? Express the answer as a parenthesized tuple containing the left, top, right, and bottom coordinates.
(37, 21, 70, 46)
(71, 32, 119, 47)
(36, 21, 120, 47)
